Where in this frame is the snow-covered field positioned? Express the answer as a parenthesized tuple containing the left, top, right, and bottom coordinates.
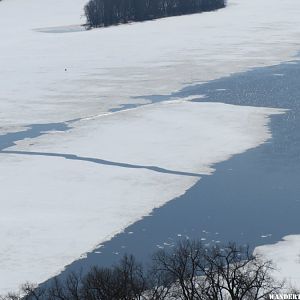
(1, 0, 300, 133)
(1, 0, 300, 294)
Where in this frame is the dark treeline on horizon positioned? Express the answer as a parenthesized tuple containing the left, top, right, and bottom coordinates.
(85, 0, 226, 27)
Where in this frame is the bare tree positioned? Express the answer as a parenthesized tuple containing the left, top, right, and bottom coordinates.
(47, 272, 83, 300)
(152, 241, 283, 300)
(81, 255, 146, 300)
(152, 240, 205, 299)
(1, 240, 284, 300)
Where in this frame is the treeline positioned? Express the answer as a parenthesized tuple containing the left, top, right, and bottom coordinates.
(85, 0, 226, 27)
(2, 240, 286, 300)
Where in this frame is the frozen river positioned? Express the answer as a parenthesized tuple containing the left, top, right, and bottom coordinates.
(44, 59, 300, 284)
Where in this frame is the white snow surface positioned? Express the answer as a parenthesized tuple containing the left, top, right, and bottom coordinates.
(255, 235, 300, 290)
(0, 0, 300, 132)
(0, 0, 299, 294)
(0, 101, 283, 293)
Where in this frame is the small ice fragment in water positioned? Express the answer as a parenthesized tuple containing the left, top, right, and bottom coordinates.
(261, 234, 272, 238)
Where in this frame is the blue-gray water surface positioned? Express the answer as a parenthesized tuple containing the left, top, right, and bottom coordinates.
(40, 60, 300, 284)
(0, 123, 71, 151)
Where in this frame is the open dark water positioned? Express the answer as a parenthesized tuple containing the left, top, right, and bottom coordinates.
(0, 122, 72, 151)
(41, 60, 300, 284)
